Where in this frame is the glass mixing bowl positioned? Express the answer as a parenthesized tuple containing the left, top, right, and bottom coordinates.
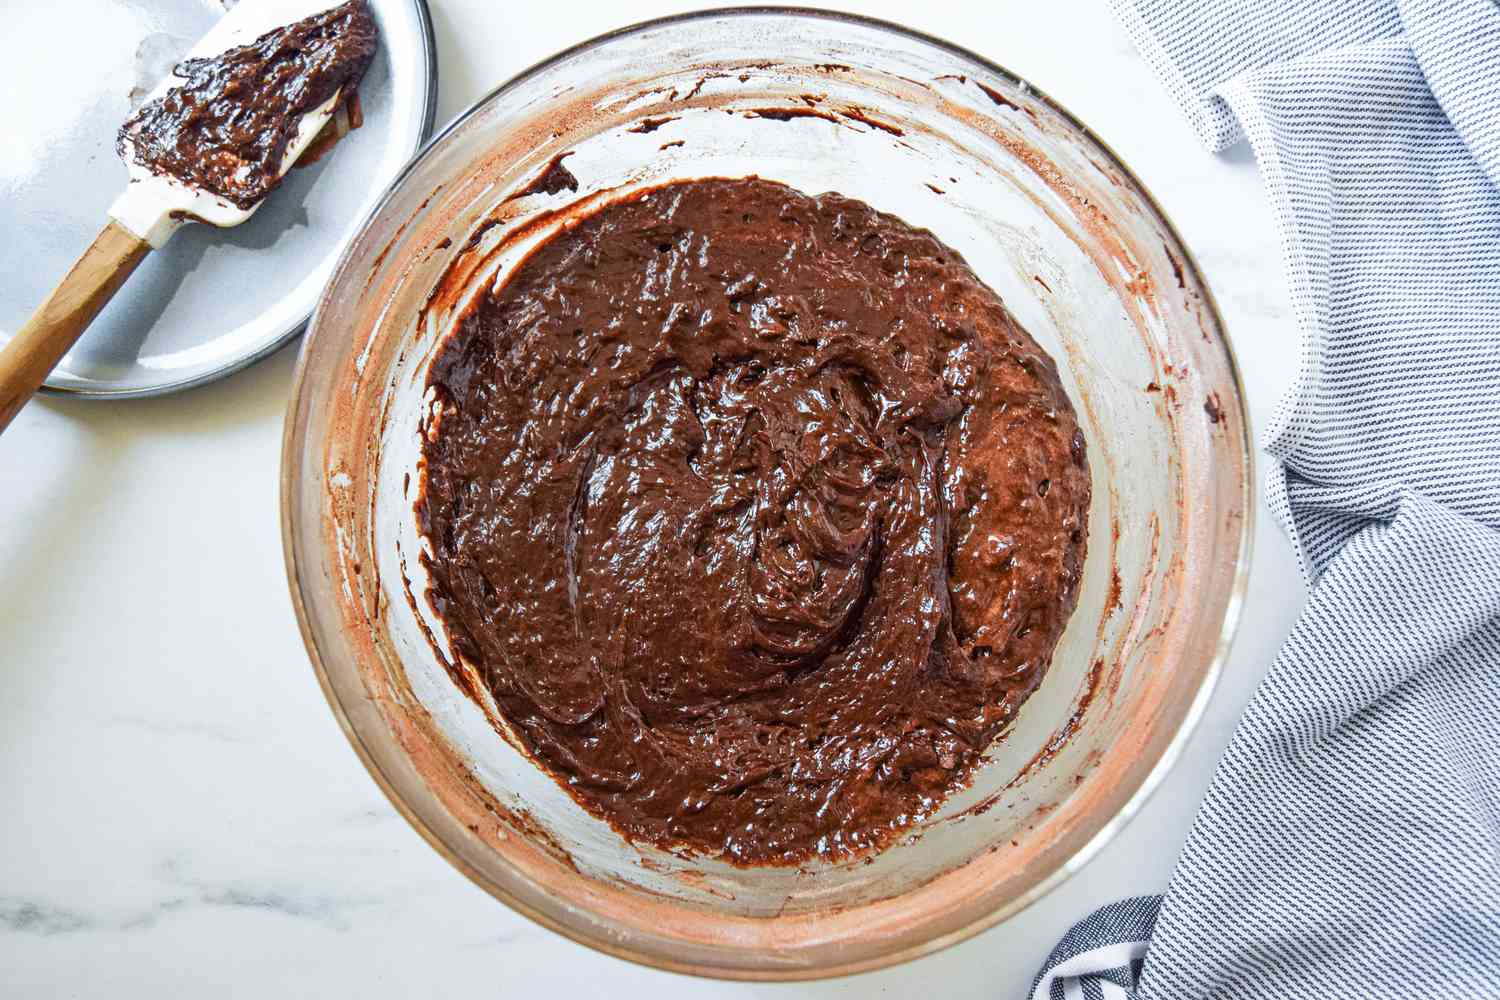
(282, 8, 1252, 980)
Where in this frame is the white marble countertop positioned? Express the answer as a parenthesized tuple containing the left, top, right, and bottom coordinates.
(0, 2, 1306, 995)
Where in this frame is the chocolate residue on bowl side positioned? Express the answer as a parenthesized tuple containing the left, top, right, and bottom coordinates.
(679, 74, 715, 101)
(118, 0, 378, 210)
(744, 106, 842, 125)
(1165, 245, 1186, 289)
(416, 177, 1090, 865)
(505, 152, 579, 201)
(1204, 391, 1224, 425)
(975, 80, 1019, 112)
(842, 107, 904, 136)
(628, 116, 679, 134)
(364, 204, 423, 299)
(1001, 657, 1107, 795)
(460, 217, 505, 254)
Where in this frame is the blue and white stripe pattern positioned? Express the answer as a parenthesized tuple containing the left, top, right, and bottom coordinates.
(1031, 897, 1158, 999)
(1034, 1, 1500, 996)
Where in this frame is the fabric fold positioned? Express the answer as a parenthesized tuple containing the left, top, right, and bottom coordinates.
(1399, 0, 1500, 191)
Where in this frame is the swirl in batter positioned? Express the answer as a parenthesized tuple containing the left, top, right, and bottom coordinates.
(418, 178, 1089, 863)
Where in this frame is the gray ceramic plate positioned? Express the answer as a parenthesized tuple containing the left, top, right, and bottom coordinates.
(0, 0, 436, 398)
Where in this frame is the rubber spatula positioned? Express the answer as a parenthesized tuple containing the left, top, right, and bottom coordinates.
(0, 0, 365, 432)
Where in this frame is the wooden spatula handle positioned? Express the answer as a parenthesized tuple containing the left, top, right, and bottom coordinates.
(0, 220, 151, 432)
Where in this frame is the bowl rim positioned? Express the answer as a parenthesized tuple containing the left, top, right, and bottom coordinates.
(281, 4, 1255, 980)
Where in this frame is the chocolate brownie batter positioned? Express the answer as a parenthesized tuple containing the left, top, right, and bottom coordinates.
(118, 0, 378, 209)
(419, 178, 1089, 864)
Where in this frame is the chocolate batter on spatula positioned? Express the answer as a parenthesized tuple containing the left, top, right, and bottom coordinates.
(418, 178, 1090, 864)
(118, 0, 378, 210)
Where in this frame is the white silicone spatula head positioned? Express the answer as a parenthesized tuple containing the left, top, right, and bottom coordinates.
(110, 0, 355, 248)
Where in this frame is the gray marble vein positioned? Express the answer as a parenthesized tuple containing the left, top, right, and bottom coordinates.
(94, 713, 252, 744)
(153, 857, 391, 931)
(0, 899, 96, 936)
(339, 806, 399, 827)
(458, 929, 529, 949)
(1, 859, 395, 938)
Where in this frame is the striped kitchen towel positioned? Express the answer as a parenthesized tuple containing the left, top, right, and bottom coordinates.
(1032, 1, 1500, 998)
